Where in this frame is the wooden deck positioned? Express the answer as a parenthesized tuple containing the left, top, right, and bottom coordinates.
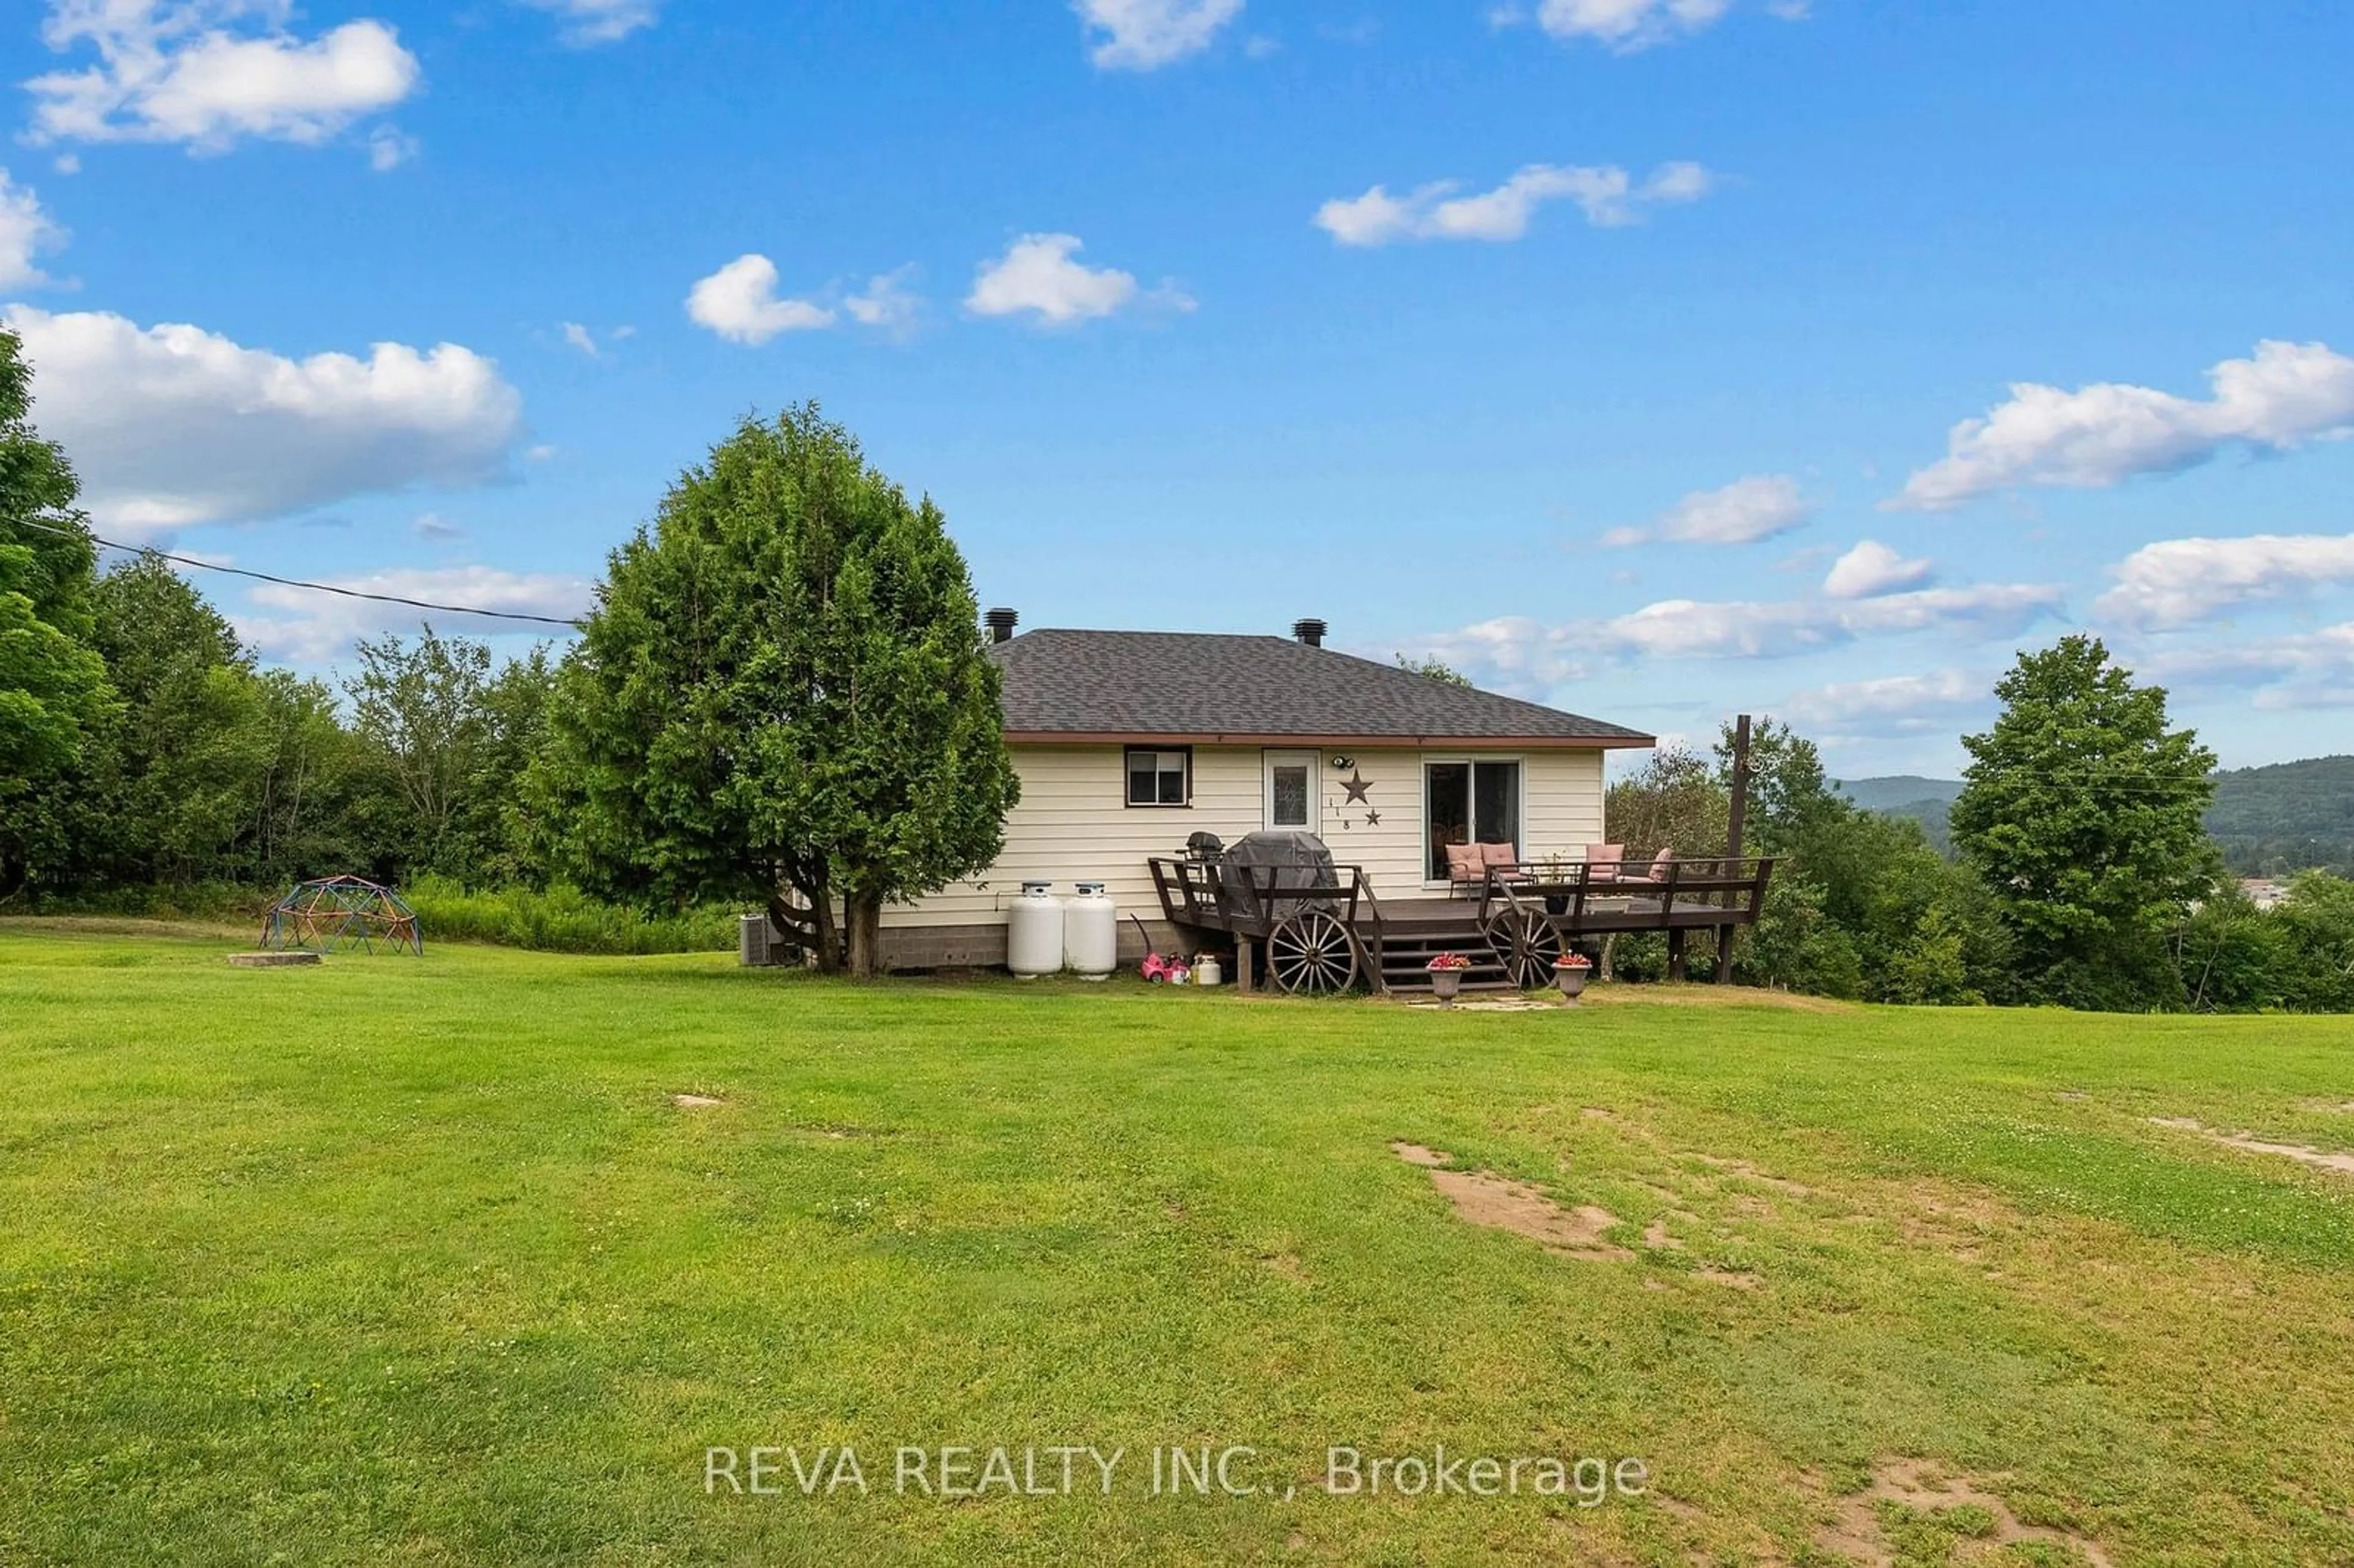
(1149, 856, 1777, 995)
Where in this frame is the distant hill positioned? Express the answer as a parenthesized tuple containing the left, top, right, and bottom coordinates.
(1834, 775, 1964, 815)
(1833, 758, 2354, 875)
(2207, 756, 2354, 876)
(1831, 777, 1961, 854)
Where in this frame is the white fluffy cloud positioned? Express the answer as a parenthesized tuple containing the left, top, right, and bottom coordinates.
(1783, 668, 1987, 736)
(523, 0, 661, 45)
(1316, 161, 1709, 246)
(1894, 340, 2354, 512)
(1494, 0, 1804, 52)
(685, 257, 925, 344)
(365, 123, 416, 170)
(1823, 539, 1936, 599)
(1076, 0, 1244, 69)
(844, 267, 923, 338)
(686, 254, 837, 344)
(1590, 583, 2060, 660)
(1393, 615, 1591, 699)
(1601, 474, 1811, 548)
(2139, 625, 2354, 712)
(237, 565, 595, 662)
(1400, 582, 2062, 696)
(4, 305, 525, 534)
(0, 169, 67, 289)
(2095, 532, 2354, 630)
(29, 0, 420, 153)
(966, 234, 1192, 326)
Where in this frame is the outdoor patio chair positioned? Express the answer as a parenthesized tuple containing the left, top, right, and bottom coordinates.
(1444, 841, 1487, 897)
(1445, 842, 1529, 897)
(1481, 842, 1530, 888)
(1583, 843, 1628, 884)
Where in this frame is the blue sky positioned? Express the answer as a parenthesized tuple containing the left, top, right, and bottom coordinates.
(6, 0, 2353, 776)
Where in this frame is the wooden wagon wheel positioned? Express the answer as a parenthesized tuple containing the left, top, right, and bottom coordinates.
(1265, 910, 1360, 995)
(1483, 906, 1563, 989)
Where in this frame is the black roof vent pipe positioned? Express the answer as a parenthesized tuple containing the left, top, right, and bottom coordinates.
(985, 608, 1019, 644)
(1292, 618, 1327, 647)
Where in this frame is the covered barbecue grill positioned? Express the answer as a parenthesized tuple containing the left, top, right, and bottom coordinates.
(1208, 831, 1362, 994)
(1214, 831, 1338, 915)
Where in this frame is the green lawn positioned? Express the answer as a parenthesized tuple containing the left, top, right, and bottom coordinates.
(3, 923, 2352, 1566)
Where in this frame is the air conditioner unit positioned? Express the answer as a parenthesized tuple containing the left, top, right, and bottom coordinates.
(739, 913, 773, 968)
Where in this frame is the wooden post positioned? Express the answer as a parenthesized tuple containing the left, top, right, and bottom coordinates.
(1667, 928, 1688, 983)
(1236, 937, 1255, 995)
(1715, 714, 1751, 985)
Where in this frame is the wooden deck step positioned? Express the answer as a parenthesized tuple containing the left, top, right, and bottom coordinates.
(1369, 924, 1518, 994)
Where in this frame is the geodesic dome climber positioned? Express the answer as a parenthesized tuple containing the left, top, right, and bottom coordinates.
(260, 876, 423, 956)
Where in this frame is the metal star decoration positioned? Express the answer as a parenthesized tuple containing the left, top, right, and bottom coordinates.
(1364, 809, 1382, 826)
(1341, 770, 1374, 805)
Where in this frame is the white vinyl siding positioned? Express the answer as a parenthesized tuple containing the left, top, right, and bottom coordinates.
(881, 742, 1611, 929)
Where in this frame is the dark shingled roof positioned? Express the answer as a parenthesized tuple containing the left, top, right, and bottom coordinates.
(986, 630, 1651, 745)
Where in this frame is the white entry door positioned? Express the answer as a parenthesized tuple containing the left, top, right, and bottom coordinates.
(1263, 751, 1317, 831)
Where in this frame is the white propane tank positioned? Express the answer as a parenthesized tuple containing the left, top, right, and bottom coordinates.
(1007, 882, 1065, 978)
(1195, 955, 1222, 988)
(1064, 882, 1119, 980)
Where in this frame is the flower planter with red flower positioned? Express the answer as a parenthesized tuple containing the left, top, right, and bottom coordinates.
(1553, 951, 1593, 1002)
(1426, 952, 1472, 1004)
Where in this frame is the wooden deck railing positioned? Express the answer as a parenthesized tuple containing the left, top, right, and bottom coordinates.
(1475, 856, 1775, 931)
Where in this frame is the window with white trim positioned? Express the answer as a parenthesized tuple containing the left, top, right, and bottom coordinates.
(1126, 748, 1192, 807)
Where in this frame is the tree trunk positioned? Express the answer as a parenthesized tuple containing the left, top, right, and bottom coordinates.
(845, 890, 885, 978)
(770, 864, 842, 974)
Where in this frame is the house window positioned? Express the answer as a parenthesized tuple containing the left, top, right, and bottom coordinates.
(1425, 759, 1522, 880)
(1126, 748, 1192, 807)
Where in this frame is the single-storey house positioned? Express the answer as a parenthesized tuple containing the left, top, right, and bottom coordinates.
(876, 612, 1656, 970)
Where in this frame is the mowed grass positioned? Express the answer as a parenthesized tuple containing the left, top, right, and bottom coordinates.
(2, 924, 2352, 1566)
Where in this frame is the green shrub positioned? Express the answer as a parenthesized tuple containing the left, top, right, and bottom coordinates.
(16, 877, 736, 957)
(400, 876, 736, 956)
(19, 881, 270, 921)
(1734, 873, 1864, 999)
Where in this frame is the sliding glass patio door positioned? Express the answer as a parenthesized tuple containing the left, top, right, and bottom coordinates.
(1425, 760, 1523, 881)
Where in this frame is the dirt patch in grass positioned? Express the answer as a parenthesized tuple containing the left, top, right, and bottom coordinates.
(1403, 995, 1555, 1012)
(671, 1094, 727, 1109)
(1692, 1153, 1824, 1198)
(1389, 1141, 1630, 1259)
(1818, 1458, 2112, 1567)
(1896, 1190, 2022, 1265)
(1261, 1251, 1309, 1283)
(2152, 1116, 2354, 1176)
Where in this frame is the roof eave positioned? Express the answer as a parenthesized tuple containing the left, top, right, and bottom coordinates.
(1001, 729, 1656, 750)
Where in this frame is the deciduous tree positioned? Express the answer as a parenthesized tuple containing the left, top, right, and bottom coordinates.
(1951, 636, 2217, 1010)
(0, 326, 111, 895)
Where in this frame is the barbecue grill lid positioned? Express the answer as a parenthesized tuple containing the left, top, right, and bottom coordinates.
(1216, 831, 1343, 918)
(1221, 830, 1338, 875)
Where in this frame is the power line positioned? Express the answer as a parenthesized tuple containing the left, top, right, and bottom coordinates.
(6, 515, 588, 628)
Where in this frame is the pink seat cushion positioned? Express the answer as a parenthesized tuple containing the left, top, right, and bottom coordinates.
(1584, 843, 1626, 875)
(1444, 842, 1485, 880)
(1480, 842, 1520, 870)
(1647, 848, 1677, 881)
